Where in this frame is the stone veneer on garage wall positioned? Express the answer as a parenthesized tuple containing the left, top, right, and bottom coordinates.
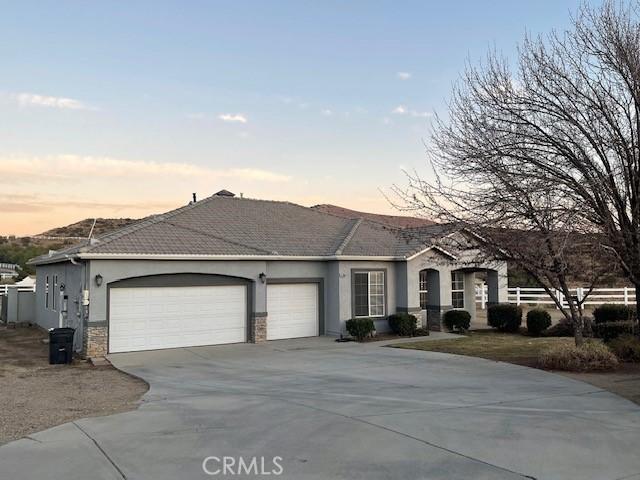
(83, 324, 108, 357)
(251, 313, 267, 343)
(83, 316, 268, 357)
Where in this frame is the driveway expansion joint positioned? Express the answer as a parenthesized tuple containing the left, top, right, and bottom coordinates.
(273, 394, 539, 480)
(72, 421, 127, 480)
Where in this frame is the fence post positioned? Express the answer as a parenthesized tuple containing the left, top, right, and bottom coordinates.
(624, 287, 629, 306)
(556, 289, 562, 309)
(577, 287, 583, 306)
(516, 287, 521, 306)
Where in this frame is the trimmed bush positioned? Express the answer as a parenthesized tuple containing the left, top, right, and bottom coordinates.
(443, 310, 471, 332)
(526, 309, 552, 336)
(538, 341, 619, 372)
(346, 318, 375, 341)
(388, 313, 418, 336)
(593, 304, 635, 324)
(545, 319, 574, 337)
(594, 321, 634, 342)
(608, 334, 640, 363)
(487, 304, 522, 332)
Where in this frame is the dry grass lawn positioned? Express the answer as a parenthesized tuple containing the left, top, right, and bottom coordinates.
(0, 325, 148, 445)
(393, 329, 640, 405)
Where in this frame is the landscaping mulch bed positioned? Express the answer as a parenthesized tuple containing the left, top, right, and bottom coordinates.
(394, 329, 640, 405)
(0, 325, 148, 445)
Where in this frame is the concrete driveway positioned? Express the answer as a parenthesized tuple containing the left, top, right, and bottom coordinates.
(1, 337, 639, 480)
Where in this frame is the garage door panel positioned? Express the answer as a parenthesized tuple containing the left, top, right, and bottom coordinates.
(267, 283, 318, 340)
(109, 285, 246, 353)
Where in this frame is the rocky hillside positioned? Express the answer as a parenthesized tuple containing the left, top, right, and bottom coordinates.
(38, 218, 138, 238)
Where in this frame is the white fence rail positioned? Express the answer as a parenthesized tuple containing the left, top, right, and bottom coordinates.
(0, 285, 36, 296)
(475, 285, 636, 309)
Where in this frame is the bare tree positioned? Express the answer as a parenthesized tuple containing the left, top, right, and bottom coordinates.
(393, 0, 639, 345)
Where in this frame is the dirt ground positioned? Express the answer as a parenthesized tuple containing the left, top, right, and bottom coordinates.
(560, 363, 640, 405)
(0, 325, 148, 445)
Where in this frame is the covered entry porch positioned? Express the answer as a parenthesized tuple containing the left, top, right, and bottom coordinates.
(418, 266, 507, 330)
(398, 249, 508, 332)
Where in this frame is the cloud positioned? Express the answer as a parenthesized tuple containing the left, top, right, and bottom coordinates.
(0, 156, 297, 235)
(0, 198, 171, 214)
(396, 72, 411, 80)
(321, 109, 332, 116)
(14, 92, 91, 110)
(218, 113, 248, 123)
(391, 105, 433, 118)
(0, 155, 291, 184)
(410, 110, 433, 118)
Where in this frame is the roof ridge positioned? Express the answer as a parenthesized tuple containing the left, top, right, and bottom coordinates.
(333, 218, 362, 255)
(199, 195, 401, 230)
(161, 219, 276, 255)
(312, 203, 436, 231)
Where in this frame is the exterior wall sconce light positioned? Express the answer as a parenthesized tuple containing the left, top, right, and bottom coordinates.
(259, 272, 267, 284)
(95, 274, 103, 287)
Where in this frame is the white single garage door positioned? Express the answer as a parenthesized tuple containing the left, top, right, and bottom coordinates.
(109, 285, 246, 353)
(267, 283, 319, 340)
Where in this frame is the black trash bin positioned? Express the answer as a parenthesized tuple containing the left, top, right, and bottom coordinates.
(49, 327, 75, 364)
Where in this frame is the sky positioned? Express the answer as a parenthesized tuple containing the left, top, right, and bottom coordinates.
(0, 0, 591, 236)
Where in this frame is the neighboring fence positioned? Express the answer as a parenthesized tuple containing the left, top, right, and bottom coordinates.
(0, 285, 36, 296)
(476, 284, 636, 309)
(0, 288, 36, 323)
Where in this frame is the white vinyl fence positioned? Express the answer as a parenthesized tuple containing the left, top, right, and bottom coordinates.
(476, 284, 636, 309)
(0, 285, 36, 296)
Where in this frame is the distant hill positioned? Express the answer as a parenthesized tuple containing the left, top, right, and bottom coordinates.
(311, 204, 435, 228)
(38, 218, 139, 239)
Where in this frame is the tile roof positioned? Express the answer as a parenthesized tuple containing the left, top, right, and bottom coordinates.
(311, 204, 435, 228)
(30, 195, 449, 264)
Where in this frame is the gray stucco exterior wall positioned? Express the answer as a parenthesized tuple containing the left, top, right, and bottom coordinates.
(34, 261, 85, 350)
(34, 249, 508, 354)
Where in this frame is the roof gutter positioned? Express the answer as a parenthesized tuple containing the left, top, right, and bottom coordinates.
(76, 253, 405, 261)
(27, 254, 83, 266)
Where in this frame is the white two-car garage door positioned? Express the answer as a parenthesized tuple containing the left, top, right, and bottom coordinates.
(109, 285, 246, 353)
(267, 283, 319, 340)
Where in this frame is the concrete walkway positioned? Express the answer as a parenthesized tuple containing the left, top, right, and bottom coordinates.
(1, 337, 639, 480)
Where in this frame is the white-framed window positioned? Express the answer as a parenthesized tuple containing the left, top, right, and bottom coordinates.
(419, 270, 429, 310)
(451, 271, 465, 309)
(52, 275, 58, 311)
(353, 271, 386, 317)
(45, 275, 50, 309)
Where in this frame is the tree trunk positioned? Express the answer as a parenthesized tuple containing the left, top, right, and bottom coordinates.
(573, 314, 585, 347)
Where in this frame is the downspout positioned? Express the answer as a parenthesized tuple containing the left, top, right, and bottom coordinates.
(64, 254, 88, 351)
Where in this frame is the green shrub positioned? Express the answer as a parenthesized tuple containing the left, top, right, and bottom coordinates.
(594, 321, 634, 342)
(608, 334, 640, 362)
(414, 327, 430, 337)
(443, 310, 471, 332)
(487, 304, 522, 332)
(545, 319, 574, 337)
(387, 313, 418, 336)
(593, 304, 635, 324)
(526, 309, 552, 336)
(538, 341, 619, 372)
(346, 318, 375, 341)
